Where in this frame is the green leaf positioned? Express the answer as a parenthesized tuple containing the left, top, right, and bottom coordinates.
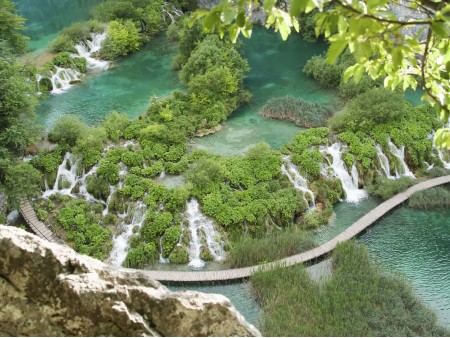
(431, 22, 448, 38)
(392, 48, 402, 68)
(263, 0, 276, 11)
(326, 39, 347, 64)
(290, 0, 307, 17)
(236, 10, 246, 27)
(222, 7, 237, 24)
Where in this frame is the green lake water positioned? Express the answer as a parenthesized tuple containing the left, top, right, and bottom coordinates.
(17, 2, 450, 330)
(14, 0, 103, 52)
(36, 34, 180, 127)
(193, 27, 334, 154)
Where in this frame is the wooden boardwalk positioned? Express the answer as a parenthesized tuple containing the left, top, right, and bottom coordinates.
(19, 199, 64, 245)
(18, 175, 450, 282)
(141, 174, 450, 282)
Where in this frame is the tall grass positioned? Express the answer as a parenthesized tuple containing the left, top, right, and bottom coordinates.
(260, 96, 334, 128)
(251, 241, 449, 336)
(409, 186, 450, 209)
(366, 176, 415, 200)
(225, 228, 315, 268)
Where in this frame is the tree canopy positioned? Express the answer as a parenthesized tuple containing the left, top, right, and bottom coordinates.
(191, 0, 450, 147)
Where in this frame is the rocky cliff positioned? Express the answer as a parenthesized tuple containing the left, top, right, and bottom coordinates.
(0, 225, 260, 337)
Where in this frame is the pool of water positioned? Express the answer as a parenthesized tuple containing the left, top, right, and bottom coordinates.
(36, 34, 181, 127)
(360, 206, 450, 328)
(192, 27, 334, 154)
(14, 0, 103, 52)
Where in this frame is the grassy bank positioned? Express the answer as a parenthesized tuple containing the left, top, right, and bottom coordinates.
(225, 227, 315, 268)
(251, 241, 450, 336)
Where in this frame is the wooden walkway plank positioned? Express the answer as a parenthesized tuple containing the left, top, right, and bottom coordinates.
(17, 175, 450, 282)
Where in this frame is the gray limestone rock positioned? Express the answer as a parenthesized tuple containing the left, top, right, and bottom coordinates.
(0, 225, 260, 337)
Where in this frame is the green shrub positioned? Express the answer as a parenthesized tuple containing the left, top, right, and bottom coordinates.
(97, 160, 119, 185)
(102, 111, 130, 141)
(86, 175, 110, 200)
(123, 242, 157, 268)
(51, 20, 103, 52)
(101, 20, 143, 60)
(162, 225, 182, 257)
(48, 115, 85, 147)
(169, 245, 189, 264)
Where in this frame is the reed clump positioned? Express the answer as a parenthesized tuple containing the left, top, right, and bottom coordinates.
(251, 241, 450, 336)
(409, 186, 450, 209)
(260, 96, 333, 128)
(225, 228, 315, 268)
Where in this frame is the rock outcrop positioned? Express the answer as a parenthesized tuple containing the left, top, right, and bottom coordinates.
(0, 225, 260, 337)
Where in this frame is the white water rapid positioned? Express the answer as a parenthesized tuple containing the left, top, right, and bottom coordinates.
(43, 152, 80, 198)
(109, 201, 147, 266)
(375, 144, 398, 179)
(387, 138, 415, 178)
(321, 143, 368, 203)
(184, 199, 225, 269)
(42, 67, 83, 94)
(281, 155, 315, 209)
(74, 32, 109, 71)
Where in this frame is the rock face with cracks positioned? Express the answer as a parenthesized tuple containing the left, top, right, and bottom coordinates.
(0, 225, 260, 337)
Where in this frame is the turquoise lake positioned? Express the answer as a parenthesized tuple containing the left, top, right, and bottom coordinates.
(16, 0, 450, 330)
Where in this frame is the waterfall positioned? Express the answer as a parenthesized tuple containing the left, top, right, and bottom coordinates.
(77, 164, 108, 207)
(281, 155, 315, 209)
(109, 201, 147, 266)
(184, 199, 225, 269)
(376, 144, 398, 179)
(162, 2, 183, 23)
(49, 66, 82, 94)
(43, 152, 80, 198)
(436, 148, 450, 169)
(74, 32, 109, 71)
(102, 185, 116, 217)
(159, 169, 166, 179)
(387, 138, 415, 178)
(322, 143, 368, 203)
(159, 236, 170, 264)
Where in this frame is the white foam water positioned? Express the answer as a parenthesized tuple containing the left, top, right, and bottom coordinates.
(184, 199, 225, 269)
(281, 155, 315, 209)
(388, 138, 415, 178)
(321, 143, 368, 203)
(376, 144, 398, 179)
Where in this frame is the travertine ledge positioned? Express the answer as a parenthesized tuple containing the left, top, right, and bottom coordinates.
(0, 225, 260, 337)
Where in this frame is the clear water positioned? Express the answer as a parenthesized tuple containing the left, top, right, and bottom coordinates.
(16, 2, 449, 329)
(36, 35, 181, 127)
(192, 27, 334, 154)
(14, 0, 104, 52)
(360, 206, 450, 328)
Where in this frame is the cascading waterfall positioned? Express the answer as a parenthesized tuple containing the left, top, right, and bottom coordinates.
(162, 2, 183, 23)
(281, 155, 315, 209)
(46, 67, 83, 94)
(184, 199, 225, 269)
(109, 201, 147, 266)
(375, 144, 398, 179)
(321, 143, 368, 203)
(37, 32, 108, 94)
(74, 32, 109, 71)
(387, 138, 415, 178)
(43, 152, 80, 198)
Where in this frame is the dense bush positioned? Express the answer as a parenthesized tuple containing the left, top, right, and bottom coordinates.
(226, 228, 315, 268)
(123, 242, 157, 268)
(52, 52, 87, 73)
(51, 20, 103, 53)
(74, 127, 107, 169)
(251, 241, 450, 336)
(101, 20, 143, 60)
(102, 111, 130, 142)
(4, 162, 41, 205)
(48, 115, 85, 147)
(86, 175, 111, 200)
(57, 199, 112, 260)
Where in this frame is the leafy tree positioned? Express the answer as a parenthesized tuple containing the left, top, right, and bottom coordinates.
(3, 162, 41, 205)
(0, 0, 28, 54)
(191, 0, 450, 147)
(48, 115, 85, 147)
(102, 111, 130, 141)
(101, 20, 143, 60)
